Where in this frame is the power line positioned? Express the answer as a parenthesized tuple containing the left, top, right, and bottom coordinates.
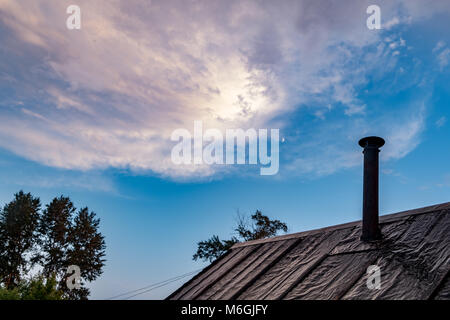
(120, 269, 202, 300)
(123, 271, 199, 300)
(106, 268, 203, 300)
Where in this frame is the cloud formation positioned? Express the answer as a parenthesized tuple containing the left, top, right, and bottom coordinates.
(0, 0, 448, 179)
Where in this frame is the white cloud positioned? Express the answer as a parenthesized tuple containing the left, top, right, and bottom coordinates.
(438, 48, 450, 69)
(0, 0, 447, 179)
(433, 41, 446, 53)
(436, 116, 447, 128)
(282, 99, 427, 178)
(384, 17, 401, 29)
(432, 40, 450, 70)
(382, 110, 425, 160)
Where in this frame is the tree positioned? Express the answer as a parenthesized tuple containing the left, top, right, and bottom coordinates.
(37, 200, 106, 300)
(236, 210, 288, 241)
(193, 236, 239, 262)
(193, 210, 288, 262)
(0, 275, 64, 300)
(0, 191, 41, 288)
(0, 191, 106, 299)
(65, 207, 106, 299)
(38, 196, 75, 278)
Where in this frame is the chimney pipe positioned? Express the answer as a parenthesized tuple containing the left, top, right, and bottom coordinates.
(359, 136, 385, 242)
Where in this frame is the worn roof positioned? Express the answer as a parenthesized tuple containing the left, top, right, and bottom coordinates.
(168, 202, 450, 300)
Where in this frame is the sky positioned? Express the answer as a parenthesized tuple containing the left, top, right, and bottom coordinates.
(0, 0, 449, 299)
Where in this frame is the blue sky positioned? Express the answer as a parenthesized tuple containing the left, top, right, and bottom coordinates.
(0, 1, 449, 299)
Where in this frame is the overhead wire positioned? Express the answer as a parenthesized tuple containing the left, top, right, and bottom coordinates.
(105, 268, 203, 300)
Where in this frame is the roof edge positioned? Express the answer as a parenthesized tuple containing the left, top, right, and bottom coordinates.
(231, 202, 450, 249)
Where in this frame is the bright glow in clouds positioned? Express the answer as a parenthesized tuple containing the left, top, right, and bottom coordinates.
(0, 0, 449, 179)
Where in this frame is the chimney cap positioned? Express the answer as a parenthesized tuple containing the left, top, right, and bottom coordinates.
(358, 136, 385, 148)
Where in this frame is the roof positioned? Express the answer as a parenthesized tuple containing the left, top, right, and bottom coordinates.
(168, 202, 450, 300)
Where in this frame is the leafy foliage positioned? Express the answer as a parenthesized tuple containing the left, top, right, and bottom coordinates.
(65, 208, 106, 299)
(0, 191, 106, 299)
(0, 275, 64, 300)
(236, 210, 288, 241)
(0, 191, 41, 288)
(193, 210, 288, 262)
(0, 285, 21, 300)
(38, 196, 75, 277)
(193, 236, 239, 262)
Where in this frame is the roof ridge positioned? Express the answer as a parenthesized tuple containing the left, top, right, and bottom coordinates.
(231, 202, 450, 249)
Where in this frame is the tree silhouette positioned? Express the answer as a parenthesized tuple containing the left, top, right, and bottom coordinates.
(38, 196, 75, 278)
(0, 191, 106, 299)
(193, 210, 288, 262)
(0, 191, 41, 288)
(65, 207, 106, 299)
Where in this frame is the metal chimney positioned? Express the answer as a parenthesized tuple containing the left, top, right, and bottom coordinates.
(359, 136, 385, 242)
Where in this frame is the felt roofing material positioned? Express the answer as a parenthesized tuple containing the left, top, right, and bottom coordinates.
(167, 203, 450, 300)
